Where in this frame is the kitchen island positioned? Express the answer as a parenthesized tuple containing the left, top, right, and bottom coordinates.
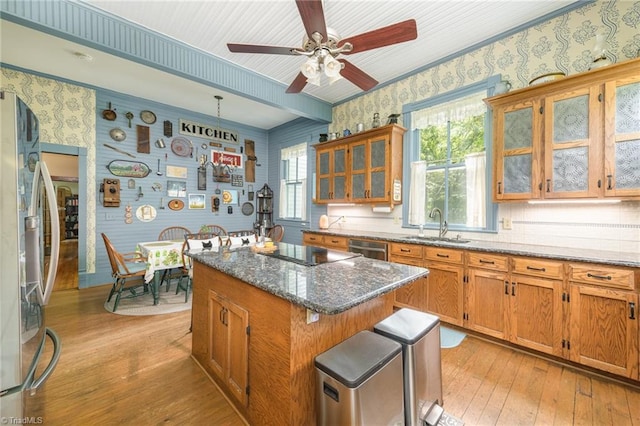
(187, 243, 428, 426)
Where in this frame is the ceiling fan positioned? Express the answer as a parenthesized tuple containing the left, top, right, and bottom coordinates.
(227, 0, 418, 94)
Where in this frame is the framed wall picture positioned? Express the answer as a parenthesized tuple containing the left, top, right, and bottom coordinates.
(166, 165, 188, 179)
(167, 180, 187, 197)
(188, 193, 206, 209)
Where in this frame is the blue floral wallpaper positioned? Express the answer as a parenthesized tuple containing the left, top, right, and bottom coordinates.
(0, 69, 98, 273)
(331, 1, 640, 132)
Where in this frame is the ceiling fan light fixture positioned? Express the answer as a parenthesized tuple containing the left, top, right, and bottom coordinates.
(324, 56, 342, 78)
(301, 57, 320, 79)
(328, 73, 343, 85)
(307, 74, 322, 86)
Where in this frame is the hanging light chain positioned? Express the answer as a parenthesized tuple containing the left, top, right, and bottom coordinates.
(214, 95, 223, 130)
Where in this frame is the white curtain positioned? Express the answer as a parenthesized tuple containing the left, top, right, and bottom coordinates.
(299, 178, 307, 221)
(465, 152, 486, 228)
(411, 91, 487, 129)
(408, 161, 427, 225)
(279, 179, 286, 219)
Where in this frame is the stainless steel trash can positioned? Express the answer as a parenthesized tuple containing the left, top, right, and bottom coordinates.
(374, 308, 443, 426)
(315, 330, 405, 426)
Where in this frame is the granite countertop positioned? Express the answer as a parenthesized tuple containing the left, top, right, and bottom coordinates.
(186, 242, 428, 315)
(303, 229, 640, 268)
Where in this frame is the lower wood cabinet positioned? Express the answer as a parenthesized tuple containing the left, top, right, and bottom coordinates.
(424, 247, 464, 326)
(302, 233, 348, 251)
(390, 243, 425, 310)
(569, 269, 639, 379)
(208, 289, 249, 406)
(510, 273, 564, 356)
(466, 268, 509, 340)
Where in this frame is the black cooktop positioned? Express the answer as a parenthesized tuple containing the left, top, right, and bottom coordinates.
(260, 243, 361, 266)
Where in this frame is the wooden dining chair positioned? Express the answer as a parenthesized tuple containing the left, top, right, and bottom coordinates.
(101, 233, 148, 312)
(158, 226, 191, 241)
(201, 225, 228, 237)
(157, 226, 191, 291)
(267, 224, 284, 242)
(176, 233, 222, 303)
(227, 230, 258, 246)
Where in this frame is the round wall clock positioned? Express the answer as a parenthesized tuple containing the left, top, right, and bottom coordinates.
(140, 110, 157, 124)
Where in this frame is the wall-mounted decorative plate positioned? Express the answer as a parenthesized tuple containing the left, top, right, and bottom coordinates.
(241, 202, 254, 216)
(171, 137, 193, 157)
(168, 199, 184, 211)
(109, 127, 126, 142)
(106, 160, 151, 178)
(140, 110, 157, 124)
(136, 204, 157, 222)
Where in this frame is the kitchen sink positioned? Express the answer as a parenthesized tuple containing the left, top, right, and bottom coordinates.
(404, 235, 470, 244)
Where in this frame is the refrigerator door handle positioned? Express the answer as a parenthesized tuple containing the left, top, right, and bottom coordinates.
(28, 328, 62, 395)
(29, 161, 60, 306)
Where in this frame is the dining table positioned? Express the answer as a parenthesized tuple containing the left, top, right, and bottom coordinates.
(136, 239, 185, 305)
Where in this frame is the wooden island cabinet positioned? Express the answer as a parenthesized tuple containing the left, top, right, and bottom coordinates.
(188, 243, 428, 425)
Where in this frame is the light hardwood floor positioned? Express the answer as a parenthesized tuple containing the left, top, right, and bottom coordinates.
(37, 256, 640, 425)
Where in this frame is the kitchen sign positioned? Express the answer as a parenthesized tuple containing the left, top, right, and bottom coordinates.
(179, 119, 239, 144)
(212, 150, 243, 169)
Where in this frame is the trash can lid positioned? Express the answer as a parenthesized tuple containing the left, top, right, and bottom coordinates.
(314, 330, 402, 388)
(374, 308, 440, 345)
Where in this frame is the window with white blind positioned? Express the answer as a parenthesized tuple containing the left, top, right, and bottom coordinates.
(279, 142, 307, 220)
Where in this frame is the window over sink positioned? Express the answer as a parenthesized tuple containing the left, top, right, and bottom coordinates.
(404, 78, 499, 233)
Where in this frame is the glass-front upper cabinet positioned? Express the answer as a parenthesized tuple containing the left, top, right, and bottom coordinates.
(315, 144, 348, 203)
(350, 136, 389, 203)
(604, 74, 640, 197)
(543, 85, 602, 198)
(493, 98, 543, 200)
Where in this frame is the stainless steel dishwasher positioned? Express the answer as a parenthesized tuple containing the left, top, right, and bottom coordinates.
(348, 239, 388, 261)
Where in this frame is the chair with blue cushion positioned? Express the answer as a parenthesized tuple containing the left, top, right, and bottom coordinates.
(101, 233, 148, 312)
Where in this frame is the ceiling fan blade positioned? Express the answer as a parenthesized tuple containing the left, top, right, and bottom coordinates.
(285, 72, 308, 93)
(296, 0, 327, 42)
(338, 59, 378, 92)
(227, 43, 299, 55)
(340, 19, 418, 54)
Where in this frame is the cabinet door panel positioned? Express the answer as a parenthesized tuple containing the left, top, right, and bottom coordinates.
(604, 75, 640, 197)
(351, 143, 366, 171)
(334, 148, 346, 173)
(570, 285, 639, 379)
(369, 170, 386, 199)
(545, 86, 601, 198)
(466, 269, 508, 339)
(370, 139, 386, 168)
(425, 263, 464, 326)
(333, 176, 346, 199)
(351, 174, 365, 199)
(510, 275, 563, 356)
(227, 301, 249, 406)
(503, 154, 533, 194)
(318, 177, 330, 200)
(614, 139, 640, 190)
(504, 107, 534, 150)
(208, 291, 227, 380)
(319, 151, 330, 175)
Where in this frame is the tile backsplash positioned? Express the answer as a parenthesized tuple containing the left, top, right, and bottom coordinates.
(326, 201, 640, 253)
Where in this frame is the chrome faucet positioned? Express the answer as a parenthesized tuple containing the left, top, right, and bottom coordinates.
(429, 207, 448, 238)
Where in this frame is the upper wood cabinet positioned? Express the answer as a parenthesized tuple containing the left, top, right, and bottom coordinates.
(487, 57, 640, 201)
(313, 124, 405, 205)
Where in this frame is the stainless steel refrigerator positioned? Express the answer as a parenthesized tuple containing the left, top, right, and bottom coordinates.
(1, 92, 62, 419)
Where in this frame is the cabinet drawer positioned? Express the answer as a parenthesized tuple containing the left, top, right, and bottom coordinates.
(323, 236, 348, 250)
(303, 233, 324, 246)
(467, 252, 509, 271)
(390, 243, 423, 259)
(389, 255, 423, 267)
(569, 264, 635, 290)
(512, 257, 563, 279)
(424, 247, 463, 264)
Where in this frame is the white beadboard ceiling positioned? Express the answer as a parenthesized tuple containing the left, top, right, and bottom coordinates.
(1, 0, 579, 129)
